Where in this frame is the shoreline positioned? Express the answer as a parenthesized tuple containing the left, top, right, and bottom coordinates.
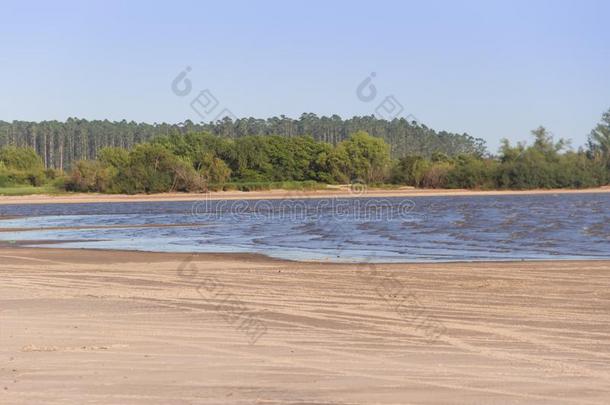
(2, 244, 610, 266)
(2, 246, 610, 403)
(0, 245, 284, 264)
(1, 185, 610, 205)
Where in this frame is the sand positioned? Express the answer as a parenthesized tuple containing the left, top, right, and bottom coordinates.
(1, 185, 610, 205)
(1, 248, 610, 404)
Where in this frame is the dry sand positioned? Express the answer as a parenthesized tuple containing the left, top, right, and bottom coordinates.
(2, 185, 610, 205)
(1, 248, 610, 404)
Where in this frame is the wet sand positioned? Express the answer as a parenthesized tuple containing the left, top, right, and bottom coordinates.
(1, 248, 610, 404)
(1, 185, 610, 205)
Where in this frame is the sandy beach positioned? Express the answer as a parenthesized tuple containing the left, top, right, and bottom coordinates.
(1, 186, 610, 205)
(1, 247, 610, 404)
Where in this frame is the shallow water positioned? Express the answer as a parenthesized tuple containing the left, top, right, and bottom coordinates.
(0, 193, 609, 262)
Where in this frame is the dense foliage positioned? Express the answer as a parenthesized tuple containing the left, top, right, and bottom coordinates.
(64, 132, 394, 193)
(0, 114, 485, 170)
(391, 121, 610, 189)
(1, 109, 609, 194)
(0, 146, 47, 187)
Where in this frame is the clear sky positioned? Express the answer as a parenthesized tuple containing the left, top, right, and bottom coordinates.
(1, 0, 609, 152)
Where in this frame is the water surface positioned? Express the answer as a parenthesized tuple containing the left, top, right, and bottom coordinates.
(0, 194, 608, 262)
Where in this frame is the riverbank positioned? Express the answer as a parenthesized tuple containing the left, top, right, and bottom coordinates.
(1, 247, 610, 404)
(1, 185, 610, 205)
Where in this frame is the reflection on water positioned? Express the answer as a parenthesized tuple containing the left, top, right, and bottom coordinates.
(0, 194, 609, 263)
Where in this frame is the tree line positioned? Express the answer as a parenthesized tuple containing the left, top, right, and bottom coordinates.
(0, 109, 608, 194)
(63, 131, 392, 193)
(0, 114, 486, 170)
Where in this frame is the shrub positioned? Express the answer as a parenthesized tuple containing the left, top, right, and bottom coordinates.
(65, 160, 116, 192)
(114, 144, 205, 194)
(390, 156, 430, 187)
(0, 146, 43, 171)
(421, 162, 453, 188)
(446, 156, 498, 189)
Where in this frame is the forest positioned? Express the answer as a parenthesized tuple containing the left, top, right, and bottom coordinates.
(0, 114, 485, 170)
(0, 109, 608, 194)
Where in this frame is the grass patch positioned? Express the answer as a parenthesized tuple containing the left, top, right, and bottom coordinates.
(0, 184, 66, 196)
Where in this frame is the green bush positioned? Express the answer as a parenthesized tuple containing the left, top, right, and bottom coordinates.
(390, 156, 431, 187)
(446, 156, 498, 189)
(0, 146, 46, 186)
(0, 146, 43, 171)
(421, 161, 453, 188)
(65, 160, 117, 192)
(118, 144, 205, 193)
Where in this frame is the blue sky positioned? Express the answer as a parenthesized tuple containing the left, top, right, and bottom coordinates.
(1, 0, 609, 152)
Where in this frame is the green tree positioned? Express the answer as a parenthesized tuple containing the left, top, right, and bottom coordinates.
(116, 144, 204, 194)
(446, 155, 497, 189)
(588, 109, 610, 166)
(98, 147, 130, 169)
(0, 146, 45, 186)
(334, 131, 391, 183)
(390, 155, 430, 186)
(65, 160, 115, 192)
(0, 146, 43, 171)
